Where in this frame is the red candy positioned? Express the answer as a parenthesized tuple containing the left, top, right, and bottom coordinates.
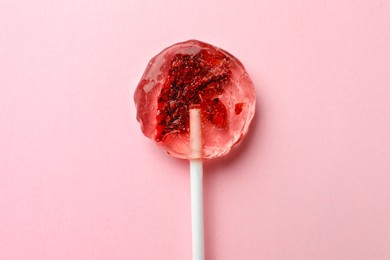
(134, 40, 256, 159)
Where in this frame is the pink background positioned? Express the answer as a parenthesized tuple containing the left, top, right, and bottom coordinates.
(1, 0, 390, 259)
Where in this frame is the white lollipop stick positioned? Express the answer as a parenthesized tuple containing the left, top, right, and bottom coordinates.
(189, 108, 204, 260)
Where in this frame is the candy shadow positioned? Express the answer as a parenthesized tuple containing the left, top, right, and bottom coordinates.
(203, 90, 263, 260)
(205, 107, 260, 172)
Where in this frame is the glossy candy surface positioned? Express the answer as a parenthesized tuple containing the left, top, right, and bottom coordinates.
(134, 40, 255, 159)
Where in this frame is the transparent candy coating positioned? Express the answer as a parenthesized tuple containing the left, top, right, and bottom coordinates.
(134, 40, 256, 159)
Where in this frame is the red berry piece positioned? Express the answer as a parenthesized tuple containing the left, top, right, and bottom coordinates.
(235, 102, 245, 115)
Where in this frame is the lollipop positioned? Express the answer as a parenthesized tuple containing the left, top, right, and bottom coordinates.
(134, 40, 255, 260)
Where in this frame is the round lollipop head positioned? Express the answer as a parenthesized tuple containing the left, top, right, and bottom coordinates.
(134, 40, 256, 159)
